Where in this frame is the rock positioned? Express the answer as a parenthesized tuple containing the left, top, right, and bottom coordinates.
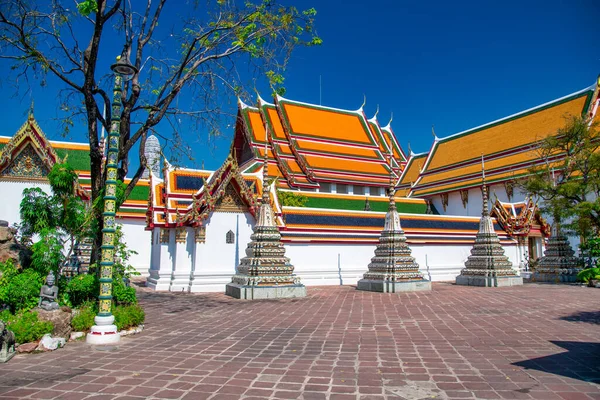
(0, 224, 31, 270)
(36, 309, 72, 339)
(36, 334, 66, 351)
(69, 332, 85, 341)
(17, 342, 39, 353)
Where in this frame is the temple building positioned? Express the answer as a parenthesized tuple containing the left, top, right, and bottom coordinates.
(1, 77, 598, 292)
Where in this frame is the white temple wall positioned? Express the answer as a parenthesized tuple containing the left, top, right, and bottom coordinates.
(188, 212, 254, 292)
(118, 219, 151, 276)
(287, 241, 523, 286)
(0, 180, 51, 226)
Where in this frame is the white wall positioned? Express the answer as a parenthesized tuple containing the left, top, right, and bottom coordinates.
(429, 184, 529, 217)
(0, 180, 51, 226)
(118, 219, 151, 276)
(188, 212, 255, 292)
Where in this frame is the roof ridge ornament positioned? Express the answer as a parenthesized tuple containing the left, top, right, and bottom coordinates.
(382, 112, 393, 131)
(358, 94, 366, 112)
(432, 124, 439, 142)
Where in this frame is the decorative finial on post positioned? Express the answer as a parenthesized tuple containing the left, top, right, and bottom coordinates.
(481, 154, 489, 216)
(262, 125, 270, 203)
(28, 99, 34, 119)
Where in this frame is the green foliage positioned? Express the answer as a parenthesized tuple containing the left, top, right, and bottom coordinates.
(19, 188, 60, 239)
(113, 304, 145, 331)
(76, 0, 98, 16)
(577, 267, 600, 284)
(70, 302, 97, 332)
(0, 259, 19, 305)
(1, 269, 43, 313)
(48, 162, 78, 198)
(113, 280, 137, 306)
(64, 274, 98, 308)
(521, 116, 600, 237)
(277, 190, 308, 207)
(30, 229, 64, 276)
(1, 311, 53, 344)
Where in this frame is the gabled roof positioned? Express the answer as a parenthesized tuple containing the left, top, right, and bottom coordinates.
(411, 84, 598, 197)
(0, 113, 60, 179)
(147, 155, 262, 227)
(396, 152, 427, 197)
(233, 94, 406, 189)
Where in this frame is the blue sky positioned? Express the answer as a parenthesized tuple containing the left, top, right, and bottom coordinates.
(1, 0, 599, 172)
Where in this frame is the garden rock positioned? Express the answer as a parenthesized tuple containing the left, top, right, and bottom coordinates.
(36, 309, 72, 339)
(69, 332, 85, 341)
(17, 342, 39, 353)
(36, 334, 65, 351)
(0, 222, 30, 270)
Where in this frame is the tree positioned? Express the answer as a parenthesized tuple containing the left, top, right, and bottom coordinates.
(522, 115, 600, 240)
(0, 0, 320, 259)
(19, 162, 91, 276)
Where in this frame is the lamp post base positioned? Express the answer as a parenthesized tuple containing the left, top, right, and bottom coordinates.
(86, 315, 120, 345)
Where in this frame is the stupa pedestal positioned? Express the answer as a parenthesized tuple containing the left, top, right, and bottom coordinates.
(456, 185, 522, 287)
(357, 189, 431, 293)
(226, 172, 305, 300)
(533, 229, 581, 283)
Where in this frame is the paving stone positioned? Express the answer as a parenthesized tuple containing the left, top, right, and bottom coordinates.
(1, 284, 599, 400)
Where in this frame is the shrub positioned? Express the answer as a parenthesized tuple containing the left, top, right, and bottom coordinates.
(113, 304, 145, 331)
(70, 302, 97, 332)
(3, 269, 43, 313)
(65, 274, 98, 308)
(113, 280, 137, 306)
(0, 259, 19, 308)
(577, 267, 600, 284)
(3, 311, 53, 344)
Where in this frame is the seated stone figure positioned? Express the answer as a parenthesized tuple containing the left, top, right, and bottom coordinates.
(38, 271, 59, 311)
(0, 320, 16, 363)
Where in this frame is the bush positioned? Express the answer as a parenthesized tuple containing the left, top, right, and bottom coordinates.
(113, 304, 145, 331)
(0, 259, 19, 308)
(577, 267, 600, 284)
(65, 274, 98, 308)
(113, 280, 137, 306)
(70, 302, 97, 332)
(2, 269, 43, 313)
(2, 311, 53, 344)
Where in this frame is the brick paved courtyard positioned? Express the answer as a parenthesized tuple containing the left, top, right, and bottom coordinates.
(1, 283, 599, 400)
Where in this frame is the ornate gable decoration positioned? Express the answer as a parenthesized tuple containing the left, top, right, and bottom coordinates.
(0, 114, 58, 180)
(183, 154, 258, 226)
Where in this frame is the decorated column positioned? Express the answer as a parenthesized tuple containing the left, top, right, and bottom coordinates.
(87, 55, 137, 345)
(455, 156, 523, 287)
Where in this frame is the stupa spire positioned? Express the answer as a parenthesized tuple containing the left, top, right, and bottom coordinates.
(225, 117, 306, 299)
(357, 148, 431, 293)
(455, 155, 523, 287)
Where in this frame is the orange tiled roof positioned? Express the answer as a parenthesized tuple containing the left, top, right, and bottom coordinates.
(233, 95, 406, 189)
(411, 86, 597, 197)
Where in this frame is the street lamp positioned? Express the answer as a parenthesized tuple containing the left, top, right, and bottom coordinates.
(87, 53, 137, 346)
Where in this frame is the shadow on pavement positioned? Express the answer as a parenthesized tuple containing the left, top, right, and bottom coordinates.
(513, 341, 600, 383)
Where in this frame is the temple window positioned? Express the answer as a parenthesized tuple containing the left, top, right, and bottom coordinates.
(226, 230, 235, 244)
(354, 186, 365, 195)
(319, 182, 331, 193)
(337, 184, 348, 194)
(371, 187, 381, 196)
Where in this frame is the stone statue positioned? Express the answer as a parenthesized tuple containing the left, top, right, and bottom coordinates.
(0, 320, 16, 363)
(38, 270, 59, 311)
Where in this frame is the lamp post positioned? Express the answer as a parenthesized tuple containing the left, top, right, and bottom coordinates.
(87, 54, 137, 346)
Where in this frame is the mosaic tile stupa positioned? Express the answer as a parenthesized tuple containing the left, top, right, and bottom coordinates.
(455, 171, 523, 287)
(225, 158, 306, 299)
(357, 175, 432, 293)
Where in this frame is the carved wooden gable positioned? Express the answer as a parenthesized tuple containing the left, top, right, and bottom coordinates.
(1, 143, 51, 179)
(214, 183, 249, 213)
